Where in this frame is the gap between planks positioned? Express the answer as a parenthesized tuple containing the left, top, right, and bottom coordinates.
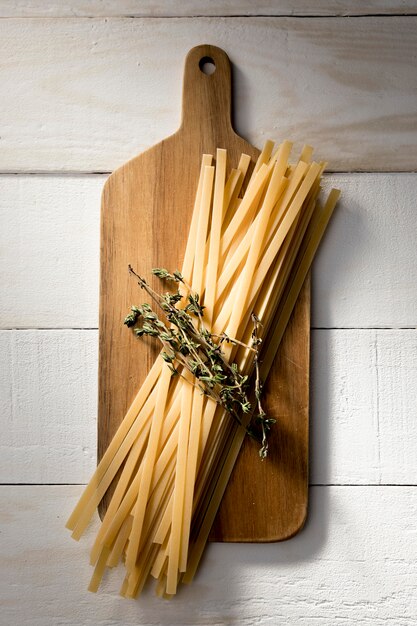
(2, 483, 417, 487)
(1, 170, 416, 175)
(0, 14, 416, 20)
(2, 327, 416, 331)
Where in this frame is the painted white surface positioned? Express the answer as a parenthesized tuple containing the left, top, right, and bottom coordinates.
(1, 485, 417, 625)
(311, 330, 417, 485)
(1, 17, 416, 172)
(2, 174, 416, 329)
(0, 330, 97, 484)
(314, 174, 417, 328)
(1, 1, 416, 17)
(0, 175, 102, 329)
(1, 329, 416, 485)
(2, 9, 416, 626)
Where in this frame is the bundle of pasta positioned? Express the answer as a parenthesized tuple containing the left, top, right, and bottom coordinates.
(66, 140, 340, 598)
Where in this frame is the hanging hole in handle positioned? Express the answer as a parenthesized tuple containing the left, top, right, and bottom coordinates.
(199, 56, 216, 75)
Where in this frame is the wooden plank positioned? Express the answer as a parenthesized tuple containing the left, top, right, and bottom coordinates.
(2, 173, 416, 330)
(313, 173, 417, 328)
(1, 485, 417, 625)
(311, 329, 417, 485)
(0, 17, 416, 172)
(2, 329, 416, 485)
(0, 174, 102, 329)
(0, 330, 98, 484)
(1, 1, 416, 17)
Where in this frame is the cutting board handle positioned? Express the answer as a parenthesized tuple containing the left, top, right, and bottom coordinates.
(180, 44, 233, 139)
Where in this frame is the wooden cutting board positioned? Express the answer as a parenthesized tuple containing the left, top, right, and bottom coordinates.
(98, 44, 309, 542)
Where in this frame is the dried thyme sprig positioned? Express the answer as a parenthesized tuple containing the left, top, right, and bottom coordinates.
(251, 313, 276, 459)
(125, 265, 274, 457)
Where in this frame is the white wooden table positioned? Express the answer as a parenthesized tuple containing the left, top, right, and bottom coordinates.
(1, 3, 417, 625)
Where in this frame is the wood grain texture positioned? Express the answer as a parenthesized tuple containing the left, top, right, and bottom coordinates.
(2, 173, 417, 330)
(2, 485, 417, 625)
(2, 329, 416, 486)
(1, 17, 416, 172)
(0, 174, 101, 329)
(1, 1, 416, 17)
(311, 329, 417, 485)
(0, 330, 97, 484)
(210, 277, 310, 541)
(1, 12, 416, 626)
(313, 173, 417, 328)
(98, 44, 309, 540)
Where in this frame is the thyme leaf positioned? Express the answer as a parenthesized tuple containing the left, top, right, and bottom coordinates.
(125, 265, 275, 457)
